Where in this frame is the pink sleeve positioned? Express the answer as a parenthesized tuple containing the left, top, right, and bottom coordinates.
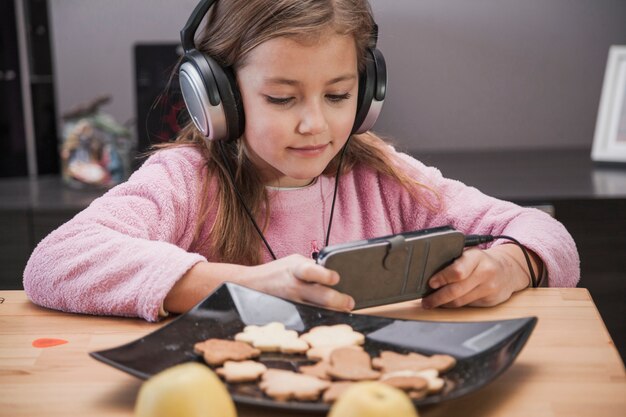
(394, 152, 580, 287)
(23, 148, 208, 321)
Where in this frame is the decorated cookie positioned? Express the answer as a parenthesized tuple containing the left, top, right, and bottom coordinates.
(259, 369, 330, 401)
(193, 338, 261, 366)
(235, 322, 309, 354)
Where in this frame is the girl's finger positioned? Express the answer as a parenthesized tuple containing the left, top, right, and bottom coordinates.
(299, 283, 354, 311)
(422, 273, 480, 309)
(439, 284, 491, 308)
(428, 249, 481, 290)
(293, 262, 339, 286)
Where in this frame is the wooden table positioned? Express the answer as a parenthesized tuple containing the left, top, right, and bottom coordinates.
(1, 288, 625, 417)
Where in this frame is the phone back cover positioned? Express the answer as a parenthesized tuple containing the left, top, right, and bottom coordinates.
(322, 229, 465, 309)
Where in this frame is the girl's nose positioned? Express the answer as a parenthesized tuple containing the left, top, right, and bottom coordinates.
(297, 100, 328, 135)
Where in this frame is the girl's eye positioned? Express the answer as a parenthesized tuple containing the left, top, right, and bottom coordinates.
(326, 93, 351, 103)
(265, 96, 294, 106)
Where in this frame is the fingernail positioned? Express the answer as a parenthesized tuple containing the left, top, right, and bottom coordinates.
(429, 279, 440, 289)
(347, 298, 355, 310)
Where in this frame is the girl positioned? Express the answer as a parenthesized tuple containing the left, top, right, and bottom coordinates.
(23, 0, 579, 321)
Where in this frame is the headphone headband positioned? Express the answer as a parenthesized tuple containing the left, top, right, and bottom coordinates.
(180, 0, 218, 52)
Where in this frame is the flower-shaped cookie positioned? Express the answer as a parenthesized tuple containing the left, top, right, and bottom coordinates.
(372, 350, 456, 373)
(234, 322, 309, 353)
(193, 338, 260, 366)
(300, 324, 365, 361)
(216, 360, 268, 383)
(260, 369, 330, 401)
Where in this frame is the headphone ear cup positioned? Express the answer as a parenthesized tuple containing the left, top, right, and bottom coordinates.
(179, 50, 244, 141)
(352, 48, 387, 134)
(209, 58, 245, 141)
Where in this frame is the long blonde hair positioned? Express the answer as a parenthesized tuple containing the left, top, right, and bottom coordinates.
(159, 0, 434, 265)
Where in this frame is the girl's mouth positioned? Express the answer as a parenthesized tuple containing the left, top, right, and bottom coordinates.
(288, 143, 329, 156)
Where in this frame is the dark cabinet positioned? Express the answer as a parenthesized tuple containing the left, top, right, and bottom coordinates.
(0, 0, 59, 178)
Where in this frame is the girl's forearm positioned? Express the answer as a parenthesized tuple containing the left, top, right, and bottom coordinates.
(163, 261, 248, 313)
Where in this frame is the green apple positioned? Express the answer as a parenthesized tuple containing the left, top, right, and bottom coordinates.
(135, 362, 236, 417)
(328, 381, 419, 417)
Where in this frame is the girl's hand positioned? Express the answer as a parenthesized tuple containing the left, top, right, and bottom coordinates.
(240, 254, 355, 312)
(421, 244, 541, 309)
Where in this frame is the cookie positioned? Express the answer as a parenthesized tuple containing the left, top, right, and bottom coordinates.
(412, 369, 446, 394)
(216, 360, 267, 383)
(426, 376, 445, 394)
(380, 374, 428, 392)
(259, 369, 330, 402)
(372, 351, 456, 373)
(322, 381, 354, 403)
(408, 389, 429, 400)
(307, 344, 366, 362)
(381, 369, 445, 395)
(299, 360, 332, 380)
(326, 346, 380, 381)
(235, 322, 309, 354)
(300, 324, 365, 349)
(426, 354, 457, 373)
(193, 338, 261, 366)
(306, 345, 340, 362)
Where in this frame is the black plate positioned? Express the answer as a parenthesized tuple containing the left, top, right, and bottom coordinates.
(90, 283, 536, 412)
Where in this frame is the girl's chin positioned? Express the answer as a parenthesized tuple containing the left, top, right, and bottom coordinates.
(265, 167, 324, 187)
(268, 175, 319, 188)
(261, 156, 335, 187)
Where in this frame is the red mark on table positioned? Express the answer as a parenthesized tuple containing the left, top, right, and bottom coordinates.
(32, 338, 68, 348)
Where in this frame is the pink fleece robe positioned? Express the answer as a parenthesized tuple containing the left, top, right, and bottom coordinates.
(23, 146, 580, 321)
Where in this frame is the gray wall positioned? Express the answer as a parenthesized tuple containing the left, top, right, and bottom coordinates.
(49, 0, 626, 151)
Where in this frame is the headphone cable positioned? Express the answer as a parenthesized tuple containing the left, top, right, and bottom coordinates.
(216, 140, 348, 261)
(324, 138, 350, 250)
(217, 141, 277, 260)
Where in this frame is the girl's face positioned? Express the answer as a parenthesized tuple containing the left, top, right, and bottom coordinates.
(236, 32, 359, 187)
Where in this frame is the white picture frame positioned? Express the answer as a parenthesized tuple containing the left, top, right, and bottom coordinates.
(592, 46, 626, 163)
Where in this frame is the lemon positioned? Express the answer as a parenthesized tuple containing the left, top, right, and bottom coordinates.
(135, 362, 237, 417)
(328, 381, 419, 417)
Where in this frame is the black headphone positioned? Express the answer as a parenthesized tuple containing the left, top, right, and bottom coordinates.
(179, 0, 387, 142)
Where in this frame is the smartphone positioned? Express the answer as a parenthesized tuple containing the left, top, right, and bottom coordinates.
(316, 226, 465, 309)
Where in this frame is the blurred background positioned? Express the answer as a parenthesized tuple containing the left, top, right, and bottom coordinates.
(1, 0, 625, 359)
(35, 0, 626, 154)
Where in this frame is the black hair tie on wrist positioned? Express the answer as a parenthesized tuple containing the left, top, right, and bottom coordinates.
(464, 234, 539, 288)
